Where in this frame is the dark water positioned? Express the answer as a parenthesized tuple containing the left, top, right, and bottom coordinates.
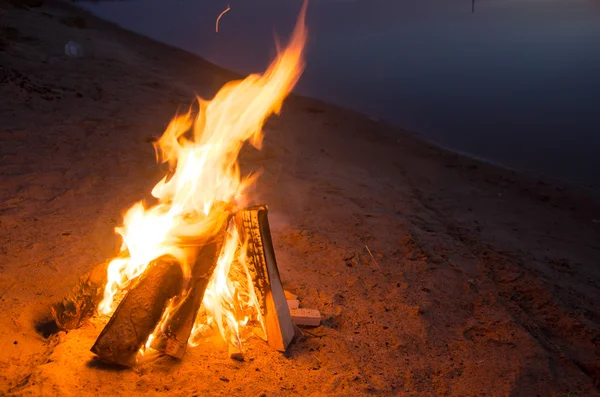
(82, 0, 600, 188)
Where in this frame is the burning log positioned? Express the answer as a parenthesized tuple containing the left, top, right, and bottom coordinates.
(90, 255, 183, 367)
(151, 225, 228, 359)
(51, 261, 109, 330)
(235, 205, 295, 351)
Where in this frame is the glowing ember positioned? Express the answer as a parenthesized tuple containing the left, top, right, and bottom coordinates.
(216, 4, 231, 33)
(97, 3, 307, 353)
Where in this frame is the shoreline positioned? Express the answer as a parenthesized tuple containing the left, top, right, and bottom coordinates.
(296, 92, 600, 197)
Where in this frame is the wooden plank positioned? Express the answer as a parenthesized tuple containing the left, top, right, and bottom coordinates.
(90, 255, 183, 367)
(290, 308, 321, 326)
(235, 206, 295, 351)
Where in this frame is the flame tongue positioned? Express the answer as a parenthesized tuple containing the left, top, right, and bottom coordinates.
(98, 3, 308, 350)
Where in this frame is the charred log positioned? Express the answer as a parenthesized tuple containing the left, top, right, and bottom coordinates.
(51, 261, 109, 330)
(235, 205, 295, 351)
(90, 255, 183, 367)
(151, 223, 228, 359)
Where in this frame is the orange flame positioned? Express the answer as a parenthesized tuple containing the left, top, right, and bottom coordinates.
(99, 2, 308, 353)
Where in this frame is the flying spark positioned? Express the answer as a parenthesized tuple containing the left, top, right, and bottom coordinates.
(216, 4, 231, 33)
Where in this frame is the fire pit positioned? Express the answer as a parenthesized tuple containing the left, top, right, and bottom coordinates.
(50, 4, 318, 367)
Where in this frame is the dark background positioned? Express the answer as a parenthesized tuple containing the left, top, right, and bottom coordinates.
(82, 0, 600, 188)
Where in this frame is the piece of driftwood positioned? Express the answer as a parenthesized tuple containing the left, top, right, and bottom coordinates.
(90, 255, 183, 367)
(235, 205, 295, 351)
(51, 261, 109, 330)
(290, 308, 321, 326)
(152, 216, 229, 359)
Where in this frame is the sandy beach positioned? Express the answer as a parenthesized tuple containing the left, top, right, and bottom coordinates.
(1, 1, 600, 396)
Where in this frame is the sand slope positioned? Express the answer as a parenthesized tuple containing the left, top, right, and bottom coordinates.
(1, 1, 599, 396)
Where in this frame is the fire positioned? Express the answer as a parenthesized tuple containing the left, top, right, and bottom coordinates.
(191, 226, 264, 349)
(97, 3, 307, 352)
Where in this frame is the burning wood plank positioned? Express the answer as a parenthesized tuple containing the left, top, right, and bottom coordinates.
(51, 261, 109, 330)
(235, 205, 295, 351)
(90, 255, 183, 367)
(151, 221, 229, 359)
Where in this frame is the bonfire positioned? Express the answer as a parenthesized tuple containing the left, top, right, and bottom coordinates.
(51, 3, 319, 367)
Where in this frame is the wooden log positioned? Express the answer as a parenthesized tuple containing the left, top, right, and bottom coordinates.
(151, 219, 229, 359)
(90, 255, 183, 367)
(51, 261, 109, 330)
(235, 205, 295, 351)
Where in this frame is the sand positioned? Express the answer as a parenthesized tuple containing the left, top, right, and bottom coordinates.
(1, 1, 599, 396)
